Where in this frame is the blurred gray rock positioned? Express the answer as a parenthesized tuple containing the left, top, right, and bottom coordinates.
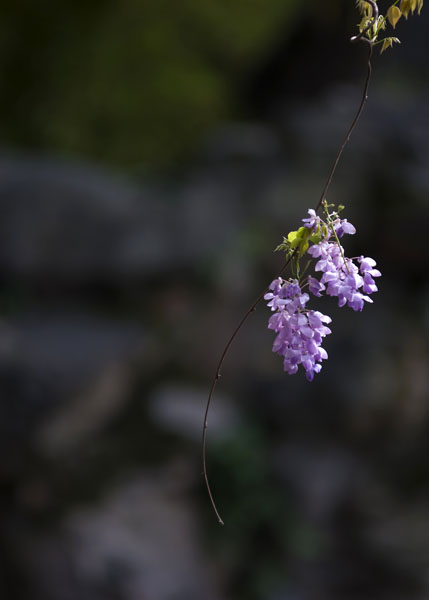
(0, 312, 144, 454)
(64, 469, 222, 600)
(0, 155, 180, 281)
(148, 383, 240, 442)
(274, 443, 362, 524)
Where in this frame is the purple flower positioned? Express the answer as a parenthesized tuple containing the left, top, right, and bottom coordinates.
(266, 278, 331, 381)
(358, 256, 382, 278)
(306, 222, 381, 311)
(302, 209, 321, 232)
(307, 275, 325, 297)
(362, 273, 378, 294)
(333, 218, 356, 238)
(268, 208, 381, 380)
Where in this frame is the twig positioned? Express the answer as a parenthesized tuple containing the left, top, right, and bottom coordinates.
(202, 252, 295, 525)
(316, 42, 374, 211)
(202, 18, 375, 525)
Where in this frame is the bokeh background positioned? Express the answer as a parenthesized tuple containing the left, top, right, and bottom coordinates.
(0, 1, 428, 599)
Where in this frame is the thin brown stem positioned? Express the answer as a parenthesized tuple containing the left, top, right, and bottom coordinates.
(316, 42, 373, 211)
(202, 253, 294, 525)
(202, 34, 374, 526)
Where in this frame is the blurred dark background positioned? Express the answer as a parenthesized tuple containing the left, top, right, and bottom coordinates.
(0, 1, 428, 599)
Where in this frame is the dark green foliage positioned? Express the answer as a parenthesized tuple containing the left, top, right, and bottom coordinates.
(0, 0, 301, 169)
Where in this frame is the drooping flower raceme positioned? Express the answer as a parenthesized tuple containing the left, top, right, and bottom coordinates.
(264, 278, 332, 381)
(266, 204, 381, 380)
(308, 240, 376, 312)
(306, 212, 381, 312)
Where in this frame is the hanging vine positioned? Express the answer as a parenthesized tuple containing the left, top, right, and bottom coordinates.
(202, 0, 424, 526)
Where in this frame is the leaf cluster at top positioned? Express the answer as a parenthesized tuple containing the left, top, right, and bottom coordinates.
(356, 0, 423, 53)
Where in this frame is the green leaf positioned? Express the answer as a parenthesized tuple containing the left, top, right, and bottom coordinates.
(356, 0, 373, 17)
(380, 38, 392, 54)
(359, 15, 372, 32)
(375, 16, 387, 33)
(287, 227, 307, 247)
(287, 230, 299, 243)
(400, 0, 411, 18)
(380, 36, 401, 53)
(300, 240, 310, 256)
(387, 5, 402, 27)
(274, 243, 287, 252)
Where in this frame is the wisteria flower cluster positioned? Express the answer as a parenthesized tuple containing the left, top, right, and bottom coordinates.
(265, 278, 332, 381)
(265, 204, 381, 381)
